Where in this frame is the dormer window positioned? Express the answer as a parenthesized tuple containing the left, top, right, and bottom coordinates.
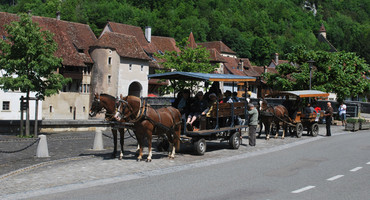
(158, 50, 164, 55)
(73, 43, 84, 53)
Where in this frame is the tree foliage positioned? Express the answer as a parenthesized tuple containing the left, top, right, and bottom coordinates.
(155, 38, 217, 95)
(1, 0, 368, 64)
(263, 45, 370, 101)
(0, 13, 71, 100)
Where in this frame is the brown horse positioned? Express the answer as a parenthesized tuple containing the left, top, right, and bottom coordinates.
(115, 95, 182, 162)
(259, 100, 290, 140)
(89, 93, 126, 159)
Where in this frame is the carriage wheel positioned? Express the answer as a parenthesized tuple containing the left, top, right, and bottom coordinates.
(229, 132, 241, 149)
(296, 123, 303, 138)
(194, 138, 206, 155)
(311, 123, 319, 137)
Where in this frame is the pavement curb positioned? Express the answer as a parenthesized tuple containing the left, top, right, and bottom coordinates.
(0, 155, 95, 181)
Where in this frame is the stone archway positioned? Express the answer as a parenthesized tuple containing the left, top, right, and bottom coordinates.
(128, 81, 142, 97)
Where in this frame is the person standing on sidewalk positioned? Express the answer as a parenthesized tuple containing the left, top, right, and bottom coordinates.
(338, 102, 347, 126)
(247, 103, 258, 146)
(324, 102, 334, 136)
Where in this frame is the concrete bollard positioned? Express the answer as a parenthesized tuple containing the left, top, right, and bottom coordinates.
(36, 135, 49, 157)
(93, 128, 104, 150)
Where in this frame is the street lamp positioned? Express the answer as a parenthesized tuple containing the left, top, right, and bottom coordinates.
(307, 60, 315, 103)
(307, 60, 315, 90)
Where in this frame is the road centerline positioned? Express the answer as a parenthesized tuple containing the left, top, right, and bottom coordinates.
(291, 186, 316, 194)
(350, 167, 362, 172)
(327, 175, 344, 181)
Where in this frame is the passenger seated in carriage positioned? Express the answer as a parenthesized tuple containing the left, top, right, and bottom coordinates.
(303, 103, 316, 114)
(186, 91, 208, 131)
(174, 89, 192, 119)
(202, 93, 218, 117)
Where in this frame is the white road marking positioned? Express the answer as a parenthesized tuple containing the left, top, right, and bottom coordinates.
(327, 175, 344, 181)
(291, 186, 316, 194)
(366, 162, 370, 165)
(350, 167, 362, 172)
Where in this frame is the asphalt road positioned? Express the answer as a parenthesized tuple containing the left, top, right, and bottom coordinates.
(27, 130, 370, 200)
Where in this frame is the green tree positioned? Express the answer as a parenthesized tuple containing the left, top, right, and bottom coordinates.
(0, 13, 71, 135)
(155, 37, 217, 95)
(263, 46, 370, 101)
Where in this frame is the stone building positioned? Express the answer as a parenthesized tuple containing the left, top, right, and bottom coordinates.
(0, 12, 97, 120)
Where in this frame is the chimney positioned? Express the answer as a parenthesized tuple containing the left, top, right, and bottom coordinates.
(239, 59, 244, 71)
(145, 26, 151, 43)
(274, 53, 279, 65)
(56, 11, 60, 20)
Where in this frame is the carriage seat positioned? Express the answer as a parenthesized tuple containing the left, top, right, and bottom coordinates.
(200, 102, 246, 130)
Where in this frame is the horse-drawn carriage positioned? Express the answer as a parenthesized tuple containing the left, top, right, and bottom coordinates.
(148, 72, 256, 155)
(261, 90, 329, 138)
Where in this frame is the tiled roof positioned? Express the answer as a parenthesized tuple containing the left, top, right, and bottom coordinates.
(319, 23, 326, 32)
(198, 41, 236, 55)
(270, 59, 290, 67)
(0, 12, 96, 67)
(223, 57, 245, 76)
(223, 56, 277, 77)
(208, 48, 226, 63)
(92, 32, 150, 61)
(187, 32, 197, 48)
(151, 36, 180, 53)
(107, 22, 157, 54)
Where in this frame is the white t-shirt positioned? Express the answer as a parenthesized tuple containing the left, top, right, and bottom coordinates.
(339, 104, 347, 115)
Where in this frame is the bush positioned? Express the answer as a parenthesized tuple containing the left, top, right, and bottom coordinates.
(346, 118, 358, 123)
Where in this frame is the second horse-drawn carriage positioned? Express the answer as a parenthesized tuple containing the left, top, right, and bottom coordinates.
(260, 90, 329, 139)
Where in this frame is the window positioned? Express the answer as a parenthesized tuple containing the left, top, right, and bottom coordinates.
(70, 106, 73, 113)
(49, 106, 53, 113)
(108, 75, 111, 84)
(141, 65, 144, 71)
(129, 64, 132, 71)
(83, 106, 86, 112)
(2, 101, 10, 111)
(108, 57, 112, 65)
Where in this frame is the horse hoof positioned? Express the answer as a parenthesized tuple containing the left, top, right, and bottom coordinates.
(146, 159, 152, 162)
(119, 157, 122, 160)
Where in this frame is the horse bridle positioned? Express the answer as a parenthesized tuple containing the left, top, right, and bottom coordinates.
(116, 99, 137, 121)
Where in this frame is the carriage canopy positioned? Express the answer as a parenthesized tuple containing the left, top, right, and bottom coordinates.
(148, 71, 256, 82)
(268, 90, 329, 98)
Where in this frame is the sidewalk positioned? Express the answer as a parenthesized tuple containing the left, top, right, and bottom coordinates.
(0, 125, 364, 199)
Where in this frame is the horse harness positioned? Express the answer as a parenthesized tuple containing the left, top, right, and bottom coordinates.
(117, 97, 181, 141)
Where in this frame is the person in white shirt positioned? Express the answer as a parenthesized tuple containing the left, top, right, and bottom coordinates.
(338, 102, 347, 126)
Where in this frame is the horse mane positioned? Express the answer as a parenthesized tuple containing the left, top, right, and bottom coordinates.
(100, 93, 116, 101)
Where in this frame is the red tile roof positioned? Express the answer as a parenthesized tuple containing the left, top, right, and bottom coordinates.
(151, 36, 180, 53)
(208, 48, 226, 63)
(187, 32, 198, 48)
(223, 57, 245, 76)
(93, 32, 150, 61)
(106, 22, 157, 54)
(198, 41, 236, 55)
(0, 12, 96, 67)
